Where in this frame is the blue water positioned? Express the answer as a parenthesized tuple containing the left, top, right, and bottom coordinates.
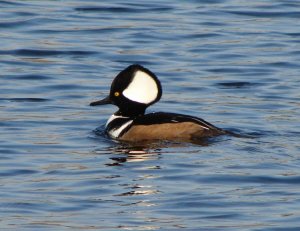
(1, 0, 300, 230)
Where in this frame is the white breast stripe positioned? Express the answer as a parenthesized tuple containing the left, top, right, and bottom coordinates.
(109, 120, 133, 138)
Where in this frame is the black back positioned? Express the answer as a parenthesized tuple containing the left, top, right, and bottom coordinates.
(133, 112, 222, 131)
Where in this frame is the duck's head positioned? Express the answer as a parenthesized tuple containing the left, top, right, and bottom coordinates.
(90, 64, 162, 117)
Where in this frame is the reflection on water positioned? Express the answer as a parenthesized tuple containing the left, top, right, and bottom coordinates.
(93, 136, 220, 165)
(93, 140, 164, 165)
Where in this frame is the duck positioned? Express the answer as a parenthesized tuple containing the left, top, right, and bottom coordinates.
(90, 64, 227, 142)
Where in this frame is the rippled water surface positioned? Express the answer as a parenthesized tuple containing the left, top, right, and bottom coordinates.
(1, 0, 300, 230)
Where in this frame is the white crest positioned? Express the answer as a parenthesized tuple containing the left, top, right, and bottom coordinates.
(122, 70, 158, 104)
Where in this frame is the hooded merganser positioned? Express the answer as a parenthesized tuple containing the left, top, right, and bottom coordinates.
(90, 64, 227, 142)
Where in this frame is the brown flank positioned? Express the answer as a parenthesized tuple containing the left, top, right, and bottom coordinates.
(119, 122, 223, 142)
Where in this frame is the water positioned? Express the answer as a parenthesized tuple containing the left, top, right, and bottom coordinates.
(1, 0, 300, 230)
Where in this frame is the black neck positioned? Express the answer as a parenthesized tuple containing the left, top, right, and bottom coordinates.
(115, 105, 146, 118)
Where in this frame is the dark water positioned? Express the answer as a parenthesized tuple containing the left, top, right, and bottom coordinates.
(1, 0, 300, 230)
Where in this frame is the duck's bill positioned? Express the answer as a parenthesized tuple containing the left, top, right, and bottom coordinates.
(90, 96, 111, 106)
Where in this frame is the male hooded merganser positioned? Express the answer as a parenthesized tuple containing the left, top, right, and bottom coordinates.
(90, 64, 227, 142)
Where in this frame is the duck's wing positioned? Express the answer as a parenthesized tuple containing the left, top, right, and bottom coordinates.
(136, 112, 220, 129)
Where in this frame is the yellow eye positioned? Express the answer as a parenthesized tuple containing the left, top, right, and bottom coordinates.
(114, 92, 120, 97)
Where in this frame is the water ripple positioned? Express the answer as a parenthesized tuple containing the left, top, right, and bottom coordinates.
(196, 175, 300, 185)
(0, 169, 38, 177)
(216, 82, 259, 89)
(0, 49, 97, 57)
(74, 5, 173, 13)
(0, 98, 50, 102)
(224, 10, 300, 18)
(1, 74, 53, 81)
(0, 0, 26, 6)
(0, 19, 36, 28)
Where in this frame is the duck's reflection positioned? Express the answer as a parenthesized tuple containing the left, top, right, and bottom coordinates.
(92, 132, 228, 166)
(94, 138, 196, 165)
(103, 142, 164, 165)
